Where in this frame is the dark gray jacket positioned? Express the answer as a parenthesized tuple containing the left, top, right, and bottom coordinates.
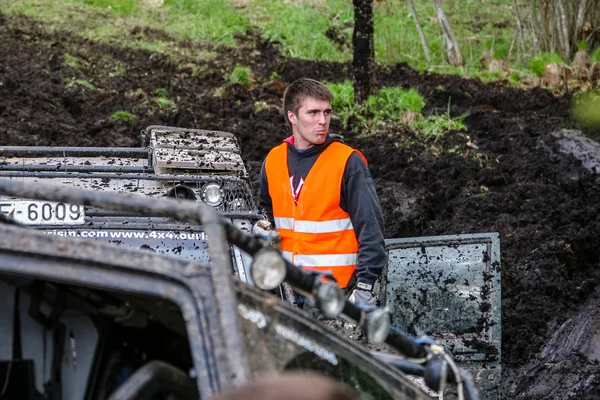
(259, 134, 386, 286)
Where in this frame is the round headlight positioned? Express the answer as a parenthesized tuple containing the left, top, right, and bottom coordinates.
(315, 281, 345, 318)
(250, 248, 287, 290)
(202, 183, 223, 206)
(362, 308, 391, 345)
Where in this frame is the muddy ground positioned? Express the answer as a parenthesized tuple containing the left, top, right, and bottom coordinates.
(1, 12, 600, 399)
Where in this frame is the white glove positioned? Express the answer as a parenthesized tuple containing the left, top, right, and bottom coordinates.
(252, 219, 273, 238)
(348, 289, 376, 307)
(252, 219, 280, 246)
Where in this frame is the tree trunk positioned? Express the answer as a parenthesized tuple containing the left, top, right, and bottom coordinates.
(574, 0, 587, 42)
(512, 0, 527, 62)
(432, 0, 463, 67)
(524, 0, 600, 59)
(352, 0, 375, 104)
(407, 0, 431, 63)
(556, 0, 571, 59)
(529, 0, 541, 54)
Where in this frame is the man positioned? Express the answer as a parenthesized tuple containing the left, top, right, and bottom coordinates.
(259, 78, 386, 307)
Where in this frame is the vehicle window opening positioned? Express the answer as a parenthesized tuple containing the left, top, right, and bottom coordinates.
(0, 276, 197, 400)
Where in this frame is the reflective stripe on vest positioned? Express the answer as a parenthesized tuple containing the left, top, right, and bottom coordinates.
(274, 217, 354, 233)
(281, 252, 357, 267)
(265, 141, 367, 288)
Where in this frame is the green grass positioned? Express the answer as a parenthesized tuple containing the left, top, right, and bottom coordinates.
(326, 80, 468, 139)
(529, 52, 564, 77)
(242, 0, 349, 62)
(155, 97, 175, 107)
(4, 0, 564, 88)
(253, 100, 268, 113)
(229, 65, 253, 86)
(572, 89, 600, 128)
(591, 48, 600, 63)
(365, 86, 425, 119)
(162, 0, 250, 46)
(153, 88, 168, 97)
(110, 110, 136, 122)
(63, 53, 88, 69)
(412, 110, 468, 142)
(327, 80, 361, 129)
(81, 0, 137, 15)
(5, 0, 249, 53)
(5, 0, 527, 73)
(65, 79, 96, 91)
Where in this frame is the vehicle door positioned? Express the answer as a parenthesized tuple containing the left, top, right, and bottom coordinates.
(377, 233, 501, 400)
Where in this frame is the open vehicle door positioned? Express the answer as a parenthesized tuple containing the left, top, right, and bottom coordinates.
(379, 234, 501, 400)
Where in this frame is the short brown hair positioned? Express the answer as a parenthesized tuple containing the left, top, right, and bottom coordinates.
(283, 78, 334, 128)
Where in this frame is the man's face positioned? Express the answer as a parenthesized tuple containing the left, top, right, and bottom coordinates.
(288, 96, 332, 149)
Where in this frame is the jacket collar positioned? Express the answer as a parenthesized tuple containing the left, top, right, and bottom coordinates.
(284, 134, 344, 157)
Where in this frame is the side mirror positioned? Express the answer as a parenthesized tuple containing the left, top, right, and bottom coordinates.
(107, 361, 198, 400)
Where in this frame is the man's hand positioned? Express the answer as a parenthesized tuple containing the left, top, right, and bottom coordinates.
(252, 219, 280, 247)
(348, 288, 376, 307)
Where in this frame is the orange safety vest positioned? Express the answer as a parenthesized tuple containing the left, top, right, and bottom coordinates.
(265, 141, 367, 288)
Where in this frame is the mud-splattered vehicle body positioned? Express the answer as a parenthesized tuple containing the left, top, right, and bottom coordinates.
(0, 126, 258, 282)
(0, 126, 501, 399)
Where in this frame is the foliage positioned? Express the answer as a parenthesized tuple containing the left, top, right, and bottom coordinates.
(412, 110, 468, 142)
(591, 48, 600, 63)
(155, 97, 175, 107)
(243, 0, 348, 62)
(485, 37, 510, 60)
(9, 0, 596, 86)
(110, 111, 136, 122)
(153, 88, 168, 97)
(529, 52, 563, 77)
(6, 0, 530, 78)
(327, 80, 361, 129)
(572, 89, 600, 128)
(326, 81, 459, 138)
(328, 81, 467, 139)
(82, 0, 137, 15)
(254, 101, 268, 113)
(365, 87, 425, 120)
(526, 0, 600, 60)
(108, 63, 126, 77)
(65, 79, 96, 91)
(477, 70, 502, 83)
(508, 71, 521, 86)
(163, 0, 250, 46)
(230, 66, 253, 87)
(63, 53, 87, 69)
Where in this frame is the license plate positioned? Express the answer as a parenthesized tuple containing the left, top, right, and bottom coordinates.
(0, 201, 85, 225)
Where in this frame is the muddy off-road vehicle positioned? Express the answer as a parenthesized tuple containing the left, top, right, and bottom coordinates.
(0, 126, 501, 399)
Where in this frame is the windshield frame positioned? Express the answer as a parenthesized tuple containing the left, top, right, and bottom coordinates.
(0, 221, 243, 398)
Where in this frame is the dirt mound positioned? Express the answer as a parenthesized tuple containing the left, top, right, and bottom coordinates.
(2, 12, 600, 399)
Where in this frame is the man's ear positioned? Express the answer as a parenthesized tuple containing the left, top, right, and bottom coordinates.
(287, 111, 297, 125)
